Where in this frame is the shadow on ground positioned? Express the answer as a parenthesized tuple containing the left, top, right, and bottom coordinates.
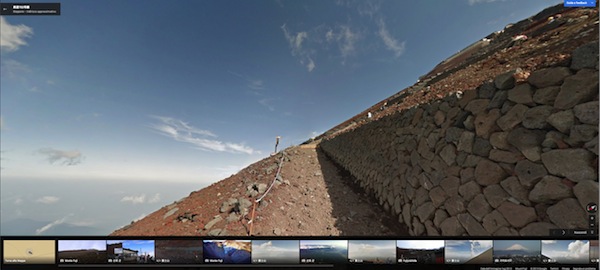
(315, 147, 410, 236)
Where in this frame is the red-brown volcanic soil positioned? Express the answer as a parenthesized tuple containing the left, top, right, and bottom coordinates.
(112, 5, 598, 237)
(111, 144, 407, 236)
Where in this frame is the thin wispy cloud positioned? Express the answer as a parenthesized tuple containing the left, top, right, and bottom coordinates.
(120, 193, 160, 204)
(325, 25, 361, 63)
(357, 0, 382, 18)
(151, 116, 216, 138)
(281, 24, 316, 72)
(148, 193, 160, 203)
(38, 148, 84, 166)
(306, 57, 315, 72)
(248, 79, 264, 90)
(377, 19, 406, 58)
(259, 98, 276, 111)
(36, 196, 60, 204)
(36, 213, 74, 235)
(0, 16, 33, 52)
(149, 116, 256, 154)
(121, 194, 146, 204)
(228, 71, 266, 91)
(0, 59, 30, 79)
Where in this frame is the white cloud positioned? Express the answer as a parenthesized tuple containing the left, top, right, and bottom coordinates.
(338, 26, 359, 58)
(259, 98, 276, 111)
(567, 240, 589, 259)
(0, 16, 33, 52)
(281, 24, 307, 56)
(248, 79, 264, 90)
(281, 24, 316, 72)
(121, 193, 160, 204)
(149, 116, 256, 154)
(357, 0, 382, 18)
(306, 57, 315, 72)
(295, 32, 308, 51)
(228, 71, 265, 91)
(148, 193, 161, 203)
(38, 148, 84, 166)
(151, 116, 216, 138)
(325, 25, 361, 64)
(121, 194, 146, 204)
(36, 196, 60, 204)
(226, 143, 256, 154)
(377, 19, 406, 58)
(325, 29, 334, 42)
(0, 59, 30, 79)
(35, 214, 73, 235)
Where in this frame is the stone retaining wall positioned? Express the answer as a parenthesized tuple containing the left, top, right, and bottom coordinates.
(319, 41, 599, 236)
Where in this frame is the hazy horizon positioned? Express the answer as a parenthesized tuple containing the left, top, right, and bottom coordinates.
(1, 177, 202, 235)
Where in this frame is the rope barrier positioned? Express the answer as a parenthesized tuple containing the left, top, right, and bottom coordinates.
(249, 151, 285, 235)
(256, 153, 285, 203)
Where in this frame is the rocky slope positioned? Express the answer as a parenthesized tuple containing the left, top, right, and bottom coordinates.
(112, 4, 598, 237)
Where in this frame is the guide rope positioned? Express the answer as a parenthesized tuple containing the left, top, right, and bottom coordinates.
(249, 151, 285, 235)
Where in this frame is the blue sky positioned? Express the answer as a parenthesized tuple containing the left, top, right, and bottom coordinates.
(1, 0, 563, 235)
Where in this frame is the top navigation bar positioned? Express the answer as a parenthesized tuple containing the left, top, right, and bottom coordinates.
(1, 3, 61, 16)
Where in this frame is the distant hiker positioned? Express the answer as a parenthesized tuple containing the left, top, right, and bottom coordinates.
(367, 112, 372, 118)
(380, 101, 387, 111)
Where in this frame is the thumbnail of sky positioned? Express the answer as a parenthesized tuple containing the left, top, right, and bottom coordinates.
(397, 240, 445, 249)
(542, 240, 589, 264)
(348, 240, 395, 260)
(0, 0, 563, 235)
(58, 240, 107, 251)
(445, 240, 493, 261)
(252, 240, 299, 260)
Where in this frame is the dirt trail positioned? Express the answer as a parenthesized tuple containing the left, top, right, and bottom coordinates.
(111, 144, 408, 236)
